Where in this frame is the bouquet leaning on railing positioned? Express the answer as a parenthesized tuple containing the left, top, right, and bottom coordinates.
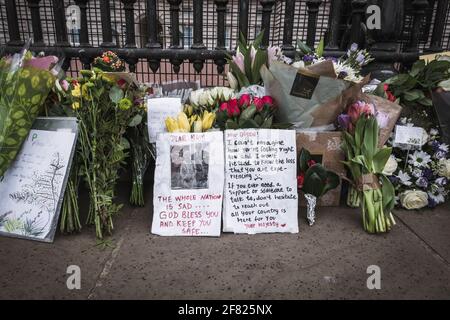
(0, 47, 59, 178)
(340, 101, 396, 234)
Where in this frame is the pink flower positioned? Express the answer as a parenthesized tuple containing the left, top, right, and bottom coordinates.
(60, 79, 69, 91)
(227, 99, 240, 117)
(262, 95, 274, 107)
(239, 94, 251, 108)
(348, 101, 375, 123)
(117, 78, 127, 88)
(220, 102, 228, 111)
(23, 55, 58, 70)
(253, 97, 264, 111)
(267, 46, 281, 64)
(232, 50, 245, 73)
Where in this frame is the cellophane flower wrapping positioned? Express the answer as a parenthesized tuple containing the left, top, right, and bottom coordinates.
(0, 48, 58, 178)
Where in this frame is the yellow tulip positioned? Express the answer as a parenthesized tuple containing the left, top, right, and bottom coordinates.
(72, 101, 80, 110)
(202, 111, 216, 131)
(165, 117, 179, 132)
(193, 120, 203, 133)
(177, 112, 190, 132)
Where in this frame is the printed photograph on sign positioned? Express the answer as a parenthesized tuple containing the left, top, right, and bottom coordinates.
(170, 143, 209, 190)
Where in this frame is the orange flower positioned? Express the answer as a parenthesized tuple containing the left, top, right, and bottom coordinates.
(103, 56, 110, 63)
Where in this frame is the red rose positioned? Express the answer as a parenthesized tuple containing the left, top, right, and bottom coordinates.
(262, 95, 274, 107)
(297, 174, 305, 189)
(239, 94, 251, 108)
(220, 102, 228, 111)
(383, 84, 396, 102)
(117, 78, 127, 88)
(253, 97, 264, 111)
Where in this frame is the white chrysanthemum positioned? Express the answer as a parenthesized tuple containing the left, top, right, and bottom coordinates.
(332, 61, 362, 82)
(428, 191, 445, 205)
(408, 150, 432, 168)
(397, 170, 412, 186)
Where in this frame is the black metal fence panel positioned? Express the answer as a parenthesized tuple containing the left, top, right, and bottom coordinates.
(1, 0, 449, 86)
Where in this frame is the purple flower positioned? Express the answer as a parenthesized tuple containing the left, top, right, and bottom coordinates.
(434, 150, 447, 160)
(356, 53, 365, 65)
(350, 43, 358, 52)
(416, 177, 428, 189)
(338, 71, 348, 79)
(23, 55, 58, 70)
(338, 114, 351, 130)
(435, 177, 447, 187)
(428, 197, 437, 208)
(325, 56, 338, 63)
(422, 168, 434, 180)
(302, 54, 316, 63)
(376, 112, 389, 129)
(430, 140, 440, 152)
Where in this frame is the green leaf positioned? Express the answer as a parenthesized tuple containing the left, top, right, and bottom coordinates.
(403, 89, 425, 102)
(253, 30, 265, 49)
(315, 38, 324, 57)
(418, 97, 433, 106)
(128, 114, 142, 127)
(239, 104, 257, 123)
(229, 62, 250, 88)
(251, 49, 268, 84)
(410, 60, 426, 77)
(239, 119, 259, 129)
(372, 147, 392, 173)
(296, 39, 313, 55)
(260, 117, 273, 128)
(323, 170, 340, 195)
(380, 175, 395, 214)
(298, 148, 311, 173)
(225, 119, 239, 129)
(244, 47, 253, 83)
(109, 85, 123, 104)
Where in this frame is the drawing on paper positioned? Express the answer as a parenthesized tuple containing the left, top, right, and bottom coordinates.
(170, 143, 209, 190)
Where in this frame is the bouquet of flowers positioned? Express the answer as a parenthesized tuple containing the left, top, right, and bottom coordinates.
(292, 40, 373, 83)
(0, 47, 59, 178)
(226, 32, 288, 90)
(92, 51, 125, 72)
(215, 94, 283, 130)
(297, 148, 340, 225)
(69, 68, 142, 238)
(387, 119, 450, 209)
(340, 100, 396, 234)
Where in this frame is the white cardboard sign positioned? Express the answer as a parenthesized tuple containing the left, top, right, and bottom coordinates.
(394, 125, 427, 147)
(151, 131, 224, 236)
(223, 129, 299, 234)
(147, 97, 183, 143)
(0, 129, 76, 241)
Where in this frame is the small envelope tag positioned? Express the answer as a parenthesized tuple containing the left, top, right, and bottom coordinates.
(394, 125, 427, 147)
(290, 69, 320, 99)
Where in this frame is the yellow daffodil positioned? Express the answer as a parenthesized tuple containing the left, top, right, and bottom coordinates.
(165, 117, 179, 132)
(193, 120, 203, 133)
(201, 111, 216, 131)
(177, 112, 190, 132)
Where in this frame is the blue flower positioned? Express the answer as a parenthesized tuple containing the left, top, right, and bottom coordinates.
(422, 168, 434, 180)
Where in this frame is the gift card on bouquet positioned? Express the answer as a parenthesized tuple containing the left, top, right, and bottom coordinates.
(393, 125, 428, 149)
(151, 131, 224, 237)
(0, 117, 78, 242)
(222, 129, 299, 234)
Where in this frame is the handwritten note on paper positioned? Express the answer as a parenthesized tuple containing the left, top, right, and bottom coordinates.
(151, 131, 224, 237)
(223, 129, 299, 234)
(0, 129, 76, 241)
(147, 97, 183, 143)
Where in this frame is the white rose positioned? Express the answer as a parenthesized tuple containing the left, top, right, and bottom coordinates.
(437, 159, 450, 178)
(382, 155, 398, 176)
(400, 190, 429, 210)
(198, 90, 214, 106)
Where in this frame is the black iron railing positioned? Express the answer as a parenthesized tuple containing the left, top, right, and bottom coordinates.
(0, 0, 450, 84)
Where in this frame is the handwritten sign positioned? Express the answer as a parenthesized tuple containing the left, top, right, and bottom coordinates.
(0, 129, 76, 241)
(151, 131, 224, 236)
(147, 97, 183, 143)
(223, 129, 299, 234)
(394, 125, 427, 148)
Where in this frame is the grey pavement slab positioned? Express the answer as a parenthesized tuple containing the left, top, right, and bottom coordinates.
(0, 185, 449, 300)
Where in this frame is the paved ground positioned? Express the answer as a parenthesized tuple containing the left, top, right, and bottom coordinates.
(1, 181, 450, 300)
